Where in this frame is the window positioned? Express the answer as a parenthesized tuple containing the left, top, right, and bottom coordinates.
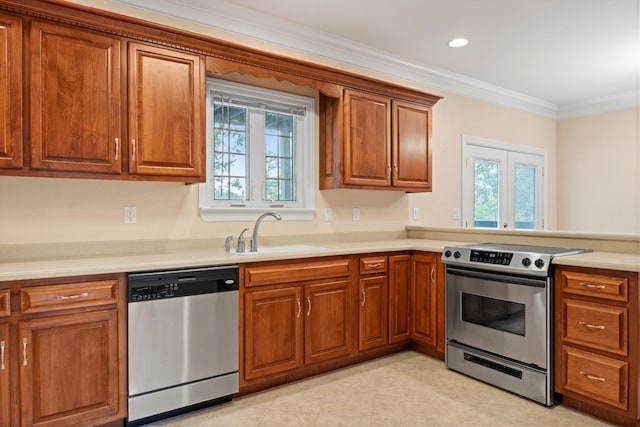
(462, 135, 546, 230)
(199, 79, 316, 221)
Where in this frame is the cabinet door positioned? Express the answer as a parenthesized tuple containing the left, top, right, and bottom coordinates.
(0, 322, 9, 427)
(128, 43, 204, 179)
(305, 279, 353, 364)
(29, 21, 122, 173)
(358, 275, 388, 351)
(392, 100, 432, 190)
(343, 89, 390, 187)
(411, 253, 437, 346)
(0, 13, 22, 169)
(244, 287, 303, 380)
(19, 309, 121, 427)
(389, 254, 411, 343)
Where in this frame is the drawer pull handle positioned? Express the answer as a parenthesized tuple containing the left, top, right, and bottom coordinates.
(579, 371, 606, 382)
(23, 338, 28, 366)
(1, 340, 5, 370)
(296, 298, 301, 318)
(367, 263, 382, 268)
(57, 292, 89, 301)
(361, 289, 366, 307)
(579, 321, 605, 330)
(579, 282, 606, 290)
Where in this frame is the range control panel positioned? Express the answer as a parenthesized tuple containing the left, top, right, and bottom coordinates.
(469, 250, 513, 265)
(441, 246, 552, 277)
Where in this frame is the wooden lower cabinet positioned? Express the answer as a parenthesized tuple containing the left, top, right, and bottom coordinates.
(0, 322, 9, 427)
(410, 253, 438, 347)
(241, 257, 355, 388)
(358, 275, 388, 351)
(244, 286, 303, 380)
(388, 254, 411, 343)
(305, 280, 353, 363)
(1, 274, 126, 427)
(19, 310, 120, 426)
(555, 266, 639, 426)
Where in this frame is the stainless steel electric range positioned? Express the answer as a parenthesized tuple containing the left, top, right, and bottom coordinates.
(441, 243, 591, 406)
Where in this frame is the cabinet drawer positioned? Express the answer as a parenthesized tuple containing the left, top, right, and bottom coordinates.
(21, 279, 119, 314)
(563, 299, 627, 355)
(561, 346, 628, 410)
(0, 289, 9, 317)
(359, 256, 387, 275)
(244, 258, 351, 287)
(560, 271, 628, 302)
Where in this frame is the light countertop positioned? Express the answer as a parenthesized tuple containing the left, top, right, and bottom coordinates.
(0, 238, 638, 282)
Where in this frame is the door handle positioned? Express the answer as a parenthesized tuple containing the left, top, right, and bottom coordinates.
(1, 340, 5, 370)
(296, 298, 301, 318)
(361, 289, 366, 307)
(306, 297, 311, 316)
(430, 268, 435, 283)
(22, 337, 28, 366)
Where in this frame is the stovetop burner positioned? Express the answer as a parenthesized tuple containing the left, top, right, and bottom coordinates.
(441, 242, 592, 277)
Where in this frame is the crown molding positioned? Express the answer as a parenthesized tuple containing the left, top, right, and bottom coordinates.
(111, 0, 637, 119)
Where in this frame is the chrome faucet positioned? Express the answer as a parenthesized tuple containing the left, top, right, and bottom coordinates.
(250, 212, 282, 252)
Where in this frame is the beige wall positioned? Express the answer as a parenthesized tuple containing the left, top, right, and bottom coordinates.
(557, 107, 640, 234)
(1, 0, 634, 247)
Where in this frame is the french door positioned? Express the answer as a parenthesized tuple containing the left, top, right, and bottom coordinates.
(462, 137, 545, 230)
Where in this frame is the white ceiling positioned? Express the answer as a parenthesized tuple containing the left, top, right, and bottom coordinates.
(111, 0, 640, 118)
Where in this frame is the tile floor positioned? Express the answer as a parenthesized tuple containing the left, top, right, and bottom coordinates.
(149, 351, 614, 426)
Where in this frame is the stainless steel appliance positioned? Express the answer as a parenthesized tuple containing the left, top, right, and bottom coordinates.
(442, 243, 590, 406)
(127, 266, 239, 426)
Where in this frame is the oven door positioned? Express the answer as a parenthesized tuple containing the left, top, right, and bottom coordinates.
(446, 267, 549, 369)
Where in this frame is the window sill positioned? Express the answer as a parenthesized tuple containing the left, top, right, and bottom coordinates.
(199, 207, 316, 221)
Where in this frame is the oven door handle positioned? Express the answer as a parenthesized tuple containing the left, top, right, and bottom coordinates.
(445, 267, 547, 288)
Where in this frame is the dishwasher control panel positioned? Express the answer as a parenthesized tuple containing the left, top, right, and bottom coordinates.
(128, 265, 239, 302)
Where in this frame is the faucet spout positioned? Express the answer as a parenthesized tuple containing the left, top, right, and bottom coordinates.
(250, 212, 282, 252)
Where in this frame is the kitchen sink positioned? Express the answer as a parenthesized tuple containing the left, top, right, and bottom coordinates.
(232, 244, 328, 255)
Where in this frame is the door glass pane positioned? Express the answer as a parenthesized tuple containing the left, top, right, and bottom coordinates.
(514, 165, 536, 229)
(474, 160, 499, 228)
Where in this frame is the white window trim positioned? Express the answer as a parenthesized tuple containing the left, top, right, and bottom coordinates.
(461, 134, 548, 230)
(199, 79, 316, 221)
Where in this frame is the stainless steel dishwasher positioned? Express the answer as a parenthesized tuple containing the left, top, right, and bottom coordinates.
(127, 265, 239, 426)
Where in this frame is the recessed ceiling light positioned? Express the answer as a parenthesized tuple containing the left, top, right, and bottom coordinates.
(448, 38, 468, 48)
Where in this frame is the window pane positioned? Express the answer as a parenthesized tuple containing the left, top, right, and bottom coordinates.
(514, 165, 536, 229)
(474, 160, 499, 228)
(213, 104, 248, 200)
(264, 111, 295, 202)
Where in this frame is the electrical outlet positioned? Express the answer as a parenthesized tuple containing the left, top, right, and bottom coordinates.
(452, 208, 461, 220)
(324, 207, 333, 222)
(412, 207, 420, 220)
(124, 206, 137, 224)
(352, 207, 360, 221)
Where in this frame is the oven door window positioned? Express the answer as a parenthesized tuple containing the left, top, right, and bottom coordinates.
(461, 293, 525, 336)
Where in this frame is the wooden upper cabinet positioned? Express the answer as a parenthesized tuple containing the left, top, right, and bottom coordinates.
(29, 21, 122, 174)
(128, 43, 205, 180)
(343, 89, 391, 187)
(392, 100, 432, 190)
(321, 89, 436, 192)
(0, 13, 22, 169)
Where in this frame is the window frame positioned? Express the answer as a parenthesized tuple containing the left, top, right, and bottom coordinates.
(461, 134, 547, 230)
(199, 79, 316, 221)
